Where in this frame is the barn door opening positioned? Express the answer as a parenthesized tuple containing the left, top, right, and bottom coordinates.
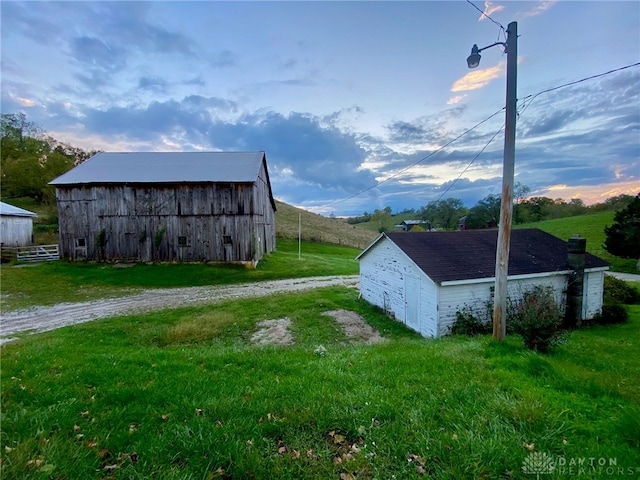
(404, 274, 421, 333)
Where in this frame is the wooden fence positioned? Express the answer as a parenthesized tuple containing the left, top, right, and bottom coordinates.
(14, 244, 60, 262)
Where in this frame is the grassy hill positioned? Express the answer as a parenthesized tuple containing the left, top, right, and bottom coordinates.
(275, 201, 377, 250)
(517, 211, 637, 273)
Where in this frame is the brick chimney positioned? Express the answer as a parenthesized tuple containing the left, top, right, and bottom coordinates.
(565, 234, 586, 327)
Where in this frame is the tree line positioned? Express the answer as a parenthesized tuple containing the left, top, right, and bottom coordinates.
(350, 188, 636, 232)
(1, 113, 97, 205)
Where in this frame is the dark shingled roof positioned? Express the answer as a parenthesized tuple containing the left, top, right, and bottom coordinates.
(363, 229, 609, 283)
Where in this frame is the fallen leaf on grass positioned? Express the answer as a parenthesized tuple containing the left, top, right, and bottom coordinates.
(26, 457, 44, 469)
(195, 408, 204, 416)
(339, 473, 355, 480)
(103, 464, 118, 472)
(161, 414, 171, 421)
(208, 467, 226, 479)
(73, 424, 81, 432)
(333, 434, 346, 444)
(85, 439, 98, 448)
(277, 439, 287, 454)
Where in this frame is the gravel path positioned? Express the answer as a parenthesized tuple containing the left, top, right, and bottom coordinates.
(0, 275, 359, 345)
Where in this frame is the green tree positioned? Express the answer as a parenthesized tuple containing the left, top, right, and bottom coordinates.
(513, 182, 530, 224)
(372, 206, 393, 232)
(419, 198, 467, 230)
(604, 194, 640, 270)
(1, 113, 94, 204)
(466, 194, 501, 229)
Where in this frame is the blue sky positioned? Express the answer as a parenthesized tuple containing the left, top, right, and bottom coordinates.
(2, 1, 639, 216)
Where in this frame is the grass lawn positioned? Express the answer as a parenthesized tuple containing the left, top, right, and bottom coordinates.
(0, 239, 360, 311)
(1, 288, 639, 479)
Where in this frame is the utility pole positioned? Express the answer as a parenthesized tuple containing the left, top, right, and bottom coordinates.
(492, 21, 518, 341)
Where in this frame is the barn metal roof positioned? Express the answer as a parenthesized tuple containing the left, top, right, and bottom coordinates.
(357, 228, 609, 283)
(0, 202, 37, 217)
(49, 151, 268, 185)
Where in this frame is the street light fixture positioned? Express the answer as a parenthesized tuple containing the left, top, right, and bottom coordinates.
(466, 42, 505, 69)
(466, 22, 518, 342)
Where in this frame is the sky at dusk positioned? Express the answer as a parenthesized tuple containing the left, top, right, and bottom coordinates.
(1, 1, 639, 216)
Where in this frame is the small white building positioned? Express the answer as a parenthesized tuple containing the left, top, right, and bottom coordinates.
(357, 229, 609, 337)
(0, 202, 37, 247)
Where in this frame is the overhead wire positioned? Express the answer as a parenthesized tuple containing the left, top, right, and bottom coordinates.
(518, 62, 640, 118)
(465, 0, 506, 33)
(326, 107, 505, 208)
(430, 123, 505, 204)
(324, 61, 640, 211)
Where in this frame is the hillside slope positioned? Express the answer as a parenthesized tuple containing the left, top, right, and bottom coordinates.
(275, 201, 377, 249)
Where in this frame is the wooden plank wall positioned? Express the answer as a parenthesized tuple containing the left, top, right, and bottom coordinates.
(56, 180, 276, 263)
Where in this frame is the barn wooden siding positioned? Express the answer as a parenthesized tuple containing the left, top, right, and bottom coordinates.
(56, 176, 275, 263)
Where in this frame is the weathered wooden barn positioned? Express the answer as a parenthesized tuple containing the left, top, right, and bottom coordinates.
(0, 201, 36, 247)
(357, 229, 609, 337)
(49, 151, 276, 264)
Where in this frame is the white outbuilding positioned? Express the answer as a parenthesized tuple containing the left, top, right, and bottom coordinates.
(0, 201, 36, 247)
(357, 229, 609, 337)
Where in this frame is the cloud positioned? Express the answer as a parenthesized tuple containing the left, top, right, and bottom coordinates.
(208, 50, 236, 68)
(138, 76, 169, 93)
(451, 63, 504, 92)
(448, 95, 465, 105)
(386, 121, 429, 143)
(523, 109, 579, 136)
(45, 97, 377, 196)
(69, 36, 127, 74)
(521, 1, 556, 19)
(479, 1, 504, 21)
(537, 180, 639, 204)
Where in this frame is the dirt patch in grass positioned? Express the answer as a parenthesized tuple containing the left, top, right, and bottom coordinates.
(251, 318, 294, 346)
(251, 309, 385, 347)
(322, 309, 386, 345)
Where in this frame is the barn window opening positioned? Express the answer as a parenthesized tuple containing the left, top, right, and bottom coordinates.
(178, 236, 190, 247)
(76, 238, 86, 248)
(223, 235, 232, 245)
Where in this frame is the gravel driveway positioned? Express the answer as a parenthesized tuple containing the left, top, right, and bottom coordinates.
(0, 275, 359, 345)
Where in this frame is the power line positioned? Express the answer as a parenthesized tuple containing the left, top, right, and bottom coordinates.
(326, 107, 505, 208)
(431, 124, 504, 204)
(325, 62, 640, 211)
(518, 62, 640, 117)
(465, 0, 506, 33)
